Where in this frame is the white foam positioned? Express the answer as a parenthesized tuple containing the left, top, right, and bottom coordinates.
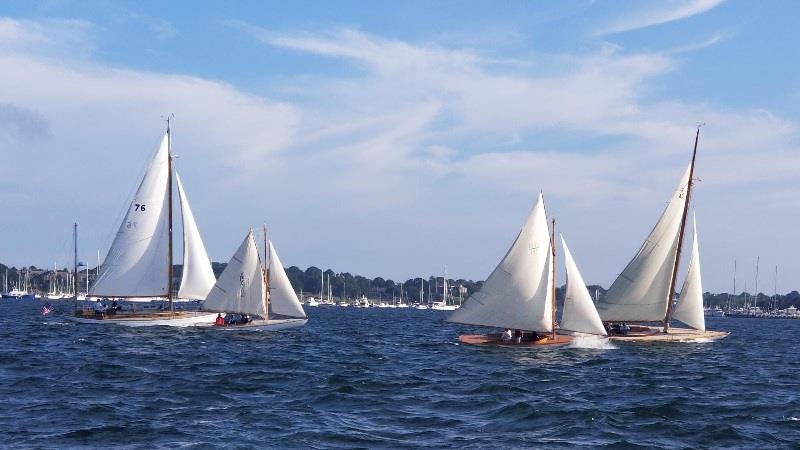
(568, 334, 617, 350)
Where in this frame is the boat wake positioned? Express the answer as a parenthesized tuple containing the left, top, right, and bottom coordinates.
(568, 334, 616, 350)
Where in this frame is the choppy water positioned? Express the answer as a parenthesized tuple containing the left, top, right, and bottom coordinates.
(0, 299, 798, 449)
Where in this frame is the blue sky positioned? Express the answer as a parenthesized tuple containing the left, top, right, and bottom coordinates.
(1, 0, 798, 293)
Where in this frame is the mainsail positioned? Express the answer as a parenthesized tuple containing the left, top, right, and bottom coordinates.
(672, 214, 705, 331)
(560, 236, 607, 336)
(204, 231, 266, 317)
(447, 193, 553, 332)
(267, 240, 307, 319)
(176, 173, 216, 299)
(90, 133, 171, 297)
(596, 165, 691, 322)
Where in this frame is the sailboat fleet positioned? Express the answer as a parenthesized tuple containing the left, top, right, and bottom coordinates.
(22, 120, 725, 344)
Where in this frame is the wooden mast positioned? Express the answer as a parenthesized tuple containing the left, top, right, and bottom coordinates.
(263, 224, 270, 318)
(166, 116, 174, 315)
(550, 217, 557, 341)
(663, 125, 701, 333)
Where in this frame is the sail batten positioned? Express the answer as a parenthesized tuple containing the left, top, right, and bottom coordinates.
(673, 214, 705, 331)
(90, 133, 171, 297)
(203, 231, 266, 317)
(596, 165, 691, 322)
(176, 173, 216, 300)
(447, 193, 553, 332)
(560, 236, 607, 336)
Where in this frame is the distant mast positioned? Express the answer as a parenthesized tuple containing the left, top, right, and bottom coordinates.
(663, 125, 702, 333)
(73, 222, 78, 311)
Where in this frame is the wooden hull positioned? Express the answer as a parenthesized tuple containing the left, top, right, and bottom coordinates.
(608, 326, 729, 342)
(202, 318, 308, 331)
(458, 333, 573, 347)
(66, 311, 218, 327)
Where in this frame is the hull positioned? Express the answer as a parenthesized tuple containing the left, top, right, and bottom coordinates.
(2, 293, 35, 300)
(458, 333, 573, 347)
(204, 318, 308, 331)
(609, 326, 729, 342)
(66, 311, 218, 327)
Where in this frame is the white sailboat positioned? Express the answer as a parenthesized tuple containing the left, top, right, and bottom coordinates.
(203, 228, 307, 330)
(431, 267, 459, 311)
(449, 193, 605, 346)
(69, 121, 218, 326)
(595, 128, 727, 341)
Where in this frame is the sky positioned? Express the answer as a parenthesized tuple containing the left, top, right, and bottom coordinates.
(1, 0, 799, 294)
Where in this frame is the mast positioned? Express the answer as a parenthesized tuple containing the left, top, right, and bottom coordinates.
(663, 125, 701, 333)
(550, 217, 556, 341)
(263, 224, 270, 316)
(166, 115, 174, 313)
(73, 222, 78, 311)
(754, 256, 760, 308)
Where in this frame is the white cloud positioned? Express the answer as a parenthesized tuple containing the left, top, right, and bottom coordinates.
(599, 0, 726, 36)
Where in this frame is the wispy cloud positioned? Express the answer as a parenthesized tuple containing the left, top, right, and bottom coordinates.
(598, 0, 726, 36)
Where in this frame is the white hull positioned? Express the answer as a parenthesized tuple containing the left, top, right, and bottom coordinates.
(201, 318, 308, 331)
(66, 311, 218, 327)
(431, 304, 459, 311)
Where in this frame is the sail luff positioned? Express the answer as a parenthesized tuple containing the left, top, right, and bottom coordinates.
(663, 128, 700, 332)
(673, 214, 705, 331)
(176, 172, 216, 299)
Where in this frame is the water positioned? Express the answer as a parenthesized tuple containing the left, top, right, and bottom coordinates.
(1, 300, 798, 449)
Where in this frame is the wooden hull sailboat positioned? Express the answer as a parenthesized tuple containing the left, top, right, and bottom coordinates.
(201, 227, 308, 331)
(448, 194, 608, 347)
(68, 119, 218, 326)
(596, 128, 729, 342)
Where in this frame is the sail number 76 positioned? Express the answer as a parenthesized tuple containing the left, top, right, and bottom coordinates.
(134, 204, 147, 211)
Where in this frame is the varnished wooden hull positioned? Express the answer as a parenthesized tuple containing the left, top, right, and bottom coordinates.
(458, 333, 573, 347)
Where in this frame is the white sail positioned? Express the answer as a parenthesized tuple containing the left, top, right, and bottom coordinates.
(267, 240, 307, 319)
(203, 231, 266, 317)
(448, 193, 553, 332)
(673, 214, 705, 331)
(560, 236, 607, 336)
(176, 173, 216, 300)
(90, 133, 171, 297)
(596, 164, 691, 322)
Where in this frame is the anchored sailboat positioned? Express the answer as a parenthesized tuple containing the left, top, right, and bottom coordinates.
(595, 128, 728, 341)
(69, 120, 218, 326)
(448, 193, 606, 346)
(203, 228, 307, 330)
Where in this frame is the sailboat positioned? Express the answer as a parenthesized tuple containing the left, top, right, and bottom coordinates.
(448, 193, 607, 346)
(203, 228, 307, 330)
(595, 128, 728, 341)
(431, 267, 459, 311)
(68, 120, 218, 326)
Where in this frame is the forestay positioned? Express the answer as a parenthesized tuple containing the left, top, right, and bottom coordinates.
(560, 236, 607, 336)
(204, 231, 266, 317)
(176, 173, 216, 300)
(596, 165, 691, 322)
(90, 133, 170, 297)
(447, 193, 553, 332)
(673, 214, 705, 331)
(267, 240, 307, 319)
